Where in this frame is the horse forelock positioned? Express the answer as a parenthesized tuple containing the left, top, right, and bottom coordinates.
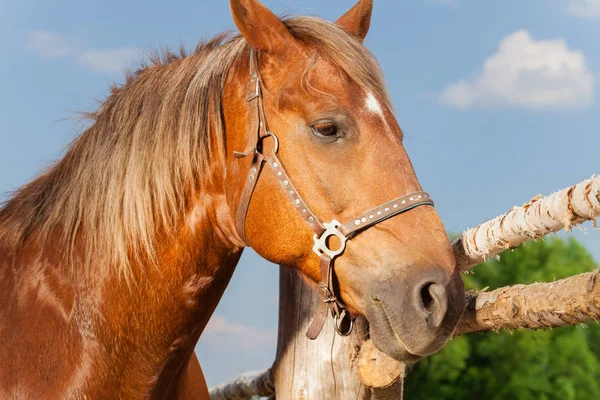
(0, 16, 388, 280)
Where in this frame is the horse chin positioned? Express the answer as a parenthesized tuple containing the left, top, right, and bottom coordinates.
(370, 333, 425, 365)
(366, 299, 455, 364)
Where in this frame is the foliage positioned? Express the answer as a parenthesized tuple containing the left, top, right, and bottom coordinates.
(404, 237, 600, 400)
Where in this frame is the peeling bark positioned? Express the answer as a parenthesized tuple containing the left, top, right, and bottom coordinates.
(209, 369, 274, 400)
(457, 269, 600, 335)
(453, 176, 600, 273)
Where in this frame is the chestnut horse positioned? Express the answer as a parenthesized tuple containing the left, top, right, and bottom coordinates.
(0, 0, 464, 398)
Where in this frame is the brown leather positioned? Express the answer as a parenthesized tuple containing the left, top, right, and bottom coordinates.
(235, 49, 271, 242)
(234, 48, 435, 340)
(264, 152, 326, 236)
(235, 152, 265, 244)
(306, 255, 334, 340)
(340, 191, 434, 237)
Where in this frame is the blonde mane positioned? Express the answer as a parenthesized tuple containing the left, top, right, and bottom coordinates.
(0, 16, 389, 277)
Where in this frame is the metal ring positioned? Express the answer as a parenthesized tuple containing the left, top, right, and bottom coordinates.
(318, 285, 336, 303)
(312, 220, 347, 259)
(333, 310, 354, 337)
(266, 131, 279, 154)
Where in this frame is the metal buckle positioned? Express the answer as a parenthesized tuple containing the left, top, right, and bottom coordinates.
(334, 309, 354, 336)
(317, 284, 337, 303)
(312, 220, 347, 259)
(246, 77, 259, 102)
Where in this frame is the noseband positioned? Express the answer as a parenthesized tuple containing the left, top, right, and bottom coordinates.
(234, 49, 434, 340)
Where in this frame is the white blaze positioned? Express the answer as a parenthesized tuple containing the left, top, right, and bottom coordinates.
(365, 92, 384, 116)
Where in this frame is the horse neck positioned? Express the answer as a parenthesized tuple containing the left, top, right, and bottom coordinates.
(83, 195, 244, 396)
(0, 190, 243, 397)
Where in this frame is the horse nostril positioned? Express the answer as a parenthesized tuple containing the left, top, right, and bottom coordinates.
(420, 283, 435, 311)
(417, 282, 448, 328)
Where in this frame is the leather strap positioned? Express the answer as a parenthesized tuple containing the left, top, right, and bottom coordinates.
(234, 49, 263, 159)
(234, 49, 270, 243)
(264, 152, 326, 236)
(234, 48, 436, 341)
(306, 254, 334, 339)
(340, 191, 434, 237)
(235, 152, 265, 244)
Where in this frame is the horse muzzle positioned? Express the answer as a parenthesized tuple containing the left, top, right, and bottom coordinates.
(365, 268, 465, 362)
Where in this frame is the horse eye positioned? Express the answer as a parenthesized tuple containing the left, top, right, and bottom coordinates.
(311, 122, 338, 137)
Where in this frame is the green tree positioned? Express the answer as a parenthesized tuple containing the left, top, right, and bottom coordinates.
(405, 237, 600, 400)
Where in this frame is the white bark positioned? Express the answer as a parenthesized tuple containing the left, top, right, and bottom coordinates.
(453, 176, 600, 272)
(209, 369, 274, 400)
(457, 268, 600, 335)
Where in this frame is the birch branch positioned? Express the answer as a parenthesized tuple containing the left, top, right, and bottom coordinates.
(453, 176, 600, 273)
(457, 268, 600, 335)
(209, 369, 274, 400)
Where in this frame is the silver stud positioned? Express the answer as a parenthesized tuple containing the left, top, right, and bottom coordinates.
(302, 209, 307, 214)
(401, 200, 406, 205)
(409, 197, 414, 201)
(289, 191, 294, 195)
(295, 199, 301, 205)
(425, 194, 428, 198)
(361, 217, 367, 223)
(251, 168, 257, 174)
(278, 171, 283, 176)
(308, 216, 314, 223)
(393, 204, 398, 208)
(273, 162, 278, 168)
(355, 219, 361, 225)
(418, 195, 422, 199)
(369, 215, 374, 219)
(377, 211, 382, 215)
(283, 180, 289, 186)
(385, 208, 390, 212)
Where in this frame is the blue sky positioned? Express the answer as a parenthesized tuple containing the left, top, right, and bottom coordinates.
(1, 0, 599, 388)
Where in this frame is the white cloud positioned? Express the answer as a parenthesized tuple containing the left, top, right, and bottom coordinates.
(566, 0, 600, 18)
(27, 31, 77, 59)
(77, 47, 140, 74)
(27, 30, 139, 74)
(439, 30, 595, 111)
(203, 315, 276, 350)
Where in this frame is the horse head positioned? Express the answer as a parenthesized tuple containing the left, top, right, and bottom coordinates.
(225, 0, 465, 361)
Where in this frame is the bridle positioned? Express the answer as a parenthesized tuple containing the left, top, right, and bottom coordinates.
(234, 49, 435, 340)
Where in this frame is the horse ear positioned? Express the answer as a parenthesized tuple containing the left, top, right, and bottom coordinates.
(230, 0, 297, 53)
(335, 0, 373, 42)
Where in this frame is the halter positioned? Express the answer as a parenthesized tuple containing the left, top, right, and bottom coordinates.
(234, 49, 434, 340)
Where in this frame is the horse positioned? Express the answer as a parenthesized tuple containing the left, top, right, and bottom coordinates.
(0, 0, 465, 398)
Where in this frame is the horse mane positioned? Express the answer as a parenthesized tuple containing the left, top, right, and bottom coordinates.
(0, 16, 389, 278)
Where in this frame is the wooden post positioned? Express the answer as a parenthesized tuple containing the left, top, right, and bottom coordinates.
(272, 268, 405, 399)
(273, 267, 371, 399)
